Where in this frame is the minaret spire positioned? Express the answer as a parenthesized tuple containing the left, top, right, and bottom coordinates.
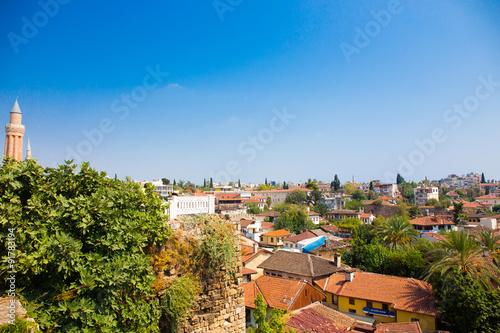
(4, 98, 25, 161)
(26, 138, 31, 160)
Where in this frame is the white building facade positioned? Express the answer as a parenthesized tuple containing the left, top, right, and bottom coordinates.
(166, 195, 215, 220)
(414, 186, 439, 206)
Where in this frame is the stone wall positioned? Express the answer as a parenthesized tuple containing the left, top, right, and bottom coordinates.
(364, 204, 450, 218)
(162, 215, 246, 333)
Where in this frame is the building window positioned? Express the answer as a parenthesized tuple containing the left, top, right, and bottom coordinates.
(366, 301, 372, 308)
(270, 238, 274, 243)
(382, 304, 389, 311)
(411, 318, 420, 323)
(349, 298, 355, 305)
(349, 309, 356, 313)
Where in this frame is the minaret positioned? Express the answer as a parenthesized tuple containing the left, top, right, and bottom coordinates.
(26, 138, 31, 160)
(4, 98, 25, 161)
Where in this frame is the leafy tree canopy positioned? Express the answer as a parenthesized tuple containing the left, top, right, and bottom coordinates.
(0, 160, 172, 332)
(284, 189, 307, 204)
(247, 203, 262, 215)
(274, 206, 315, 234)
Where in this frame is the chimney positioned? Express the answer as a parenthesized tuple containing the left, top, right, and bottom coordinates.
(345, 271, 354, 282)
(253, 243, 258, 254)
(335, 254, 341, 268)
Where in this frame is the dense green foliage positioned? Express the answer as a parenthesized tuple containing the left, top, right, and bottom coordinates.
(161, 275, 200, 331)
(247, 294, 294, 333)
(375, 217, 418, 250)
(433, 271, 500, 333)
(343, 199, 364, 210)
(274, 206, 315, 234)
(331, 175, 341, 191)
(408, 205, 422, 218)
(284, 189, 307, 204)
(345, 223, 425, 278)
(195, 216, 239, 280)
(311, 202, 329, 217)
(247, 203, 262, 214)
(424, 231, 500, 290)
(0, 319, 41, 333)
(0, 160, 171, 332)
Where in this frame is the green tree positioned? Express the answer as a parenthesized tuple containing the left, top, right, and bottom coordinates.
(284, 189, 307, 204)
(396, 173, 405, 184)
(257, 184, 275, 191)
(344, 199, 364, 211)
(408, 205, 422, 218)
(266, 196, 273, 207)
(476, 230, 500, 268)
(238, 179, 241, 188)
(425, 198, 439, 206)
(274, 206, 314, 234)
(433, 271, 500, 333)
(466, 185, 482, 201)
(343, 183, 355, 195)
(305, 181, 319, 191)
(312, 203, 329, 217)
(394, 202, 410, 219)
(369, 181, 374, 191)
(352, 189, 366, 201)
(425, 231, 500, 290)
(161, 275, 200, 332)
(372, 214, 387, 227)
(493, 204, 500, 213)
(332, 174, 341, 191)
(247, 203, 262, 215)
(209, 177, 213, 188)
(309, 189, 322, 204)
(375, 216, 417, 250)
(452, 202, 465, 224)
(0, 160, 171, 332)
(162, 178, 170, 185)
(481, 172, 486, 184)
(248, 294, 294, 333)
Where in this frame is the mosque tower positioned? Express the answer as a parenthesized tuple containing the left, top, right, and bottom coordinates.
(4, 98, 25, 161)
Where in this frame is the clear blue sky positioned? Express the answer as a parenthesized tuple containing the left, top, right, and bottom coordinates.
(1, 0, 499, 184)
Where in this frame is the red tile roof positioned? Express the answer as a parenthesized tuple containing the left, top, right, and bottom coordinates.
(421, 232, 447, 242)
(409, 216, 454, 226)
(286, 307, 345, 333)
(316, 272, 440, 317)
(260, 222, 274, 230)
(282, 231, 317, 243)
(375, 322, 422, 333)
(241, 245, 272, 263)
(476, 194, 500, 200)
(245, 199, 264, 204)
(261, 229, 292, 237)
(242, 267, 258, 275)
(240, 219, 254, 228)
(320, 225, 339, 233)
(242, 275, 324, 310)
(307, 211, 321, 216)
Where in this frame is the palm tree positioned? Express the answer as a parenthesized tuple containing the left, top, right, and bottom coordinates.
(424, 231, 500, 290)
(476, 230, 500, 268)
(375, 216, 418, 250)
